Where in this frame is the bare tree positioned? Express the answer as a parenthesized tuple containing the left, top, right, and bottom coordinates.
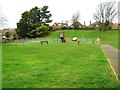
(71, 11, 80, 30)
(0, 4, 7, 29)
(93, 1, 117, 30)
(118, 1, 120, 30)
(118, 1, 120, 24)
(0, 16, 7, 28)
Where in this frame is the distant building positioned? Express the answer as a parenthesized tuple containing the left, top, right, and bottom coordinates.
(90, 21, 119, 30)
(1, 28, 16, 34)
(112, 23, 119, 30)
(70, 21, 83, 30)
(89, 21, 101, 30)
(52, 22, 68, 30)
(1, 28, 16, 39)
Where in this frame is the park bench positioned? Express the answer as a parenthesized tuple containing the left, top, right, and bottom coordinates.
(41, 40, 48, 44)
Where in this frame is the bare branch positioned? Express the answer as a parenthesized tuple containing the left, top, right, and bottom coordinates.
(93, 1, 117, 23)
(0, 16, 7, 28)
(71, 11, 80, 24)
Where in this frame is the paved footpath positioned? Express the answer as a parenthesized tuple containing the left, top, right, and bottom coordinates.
(101, 44, 120, 81)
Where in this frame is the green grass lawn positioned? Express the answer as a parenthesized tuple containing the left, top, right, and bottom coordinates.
(46, 30, 118, 49)
(2, 30, 119, 88)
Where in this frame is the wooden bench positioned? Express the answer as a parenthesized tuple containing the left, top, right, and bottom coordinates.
(41, 41, 48, 44)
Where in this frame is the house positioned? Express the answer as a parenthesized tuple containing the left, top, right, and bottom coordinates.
(112, 23, 119, 30)
(70, 21, 83, 30)
(90, 21, 119, 30)
(1, 28, 16, 39)
(52, 22, 68, 30)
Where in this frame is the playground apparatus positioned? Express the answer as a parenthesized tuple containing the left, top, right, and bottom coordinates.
(59, 33, 67, 43)
(72, 36, 78, 41)
(59, 32, 97, 45)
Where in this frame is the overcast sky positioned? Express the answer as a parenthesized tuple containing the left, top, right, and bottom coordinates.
(0, 0, 119, 28)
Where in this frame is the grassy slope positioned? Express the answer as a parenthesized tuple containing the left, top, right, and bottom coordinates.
(46, 30, 118, 49)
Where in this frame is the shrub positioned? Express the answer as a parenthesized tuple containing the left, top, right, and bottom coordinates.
(37, 25, 50, 36)
(28, 25, 51, 38)
(4, 32, 11, 38)
(29, 29, 41, 38)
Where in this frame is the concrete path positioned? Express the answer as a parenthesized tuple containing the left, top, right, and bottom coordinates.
(101, 44, 120, 81)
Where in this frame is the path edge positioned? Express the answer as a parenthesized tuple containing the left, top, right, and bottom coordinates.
(100, 45, 120, 83)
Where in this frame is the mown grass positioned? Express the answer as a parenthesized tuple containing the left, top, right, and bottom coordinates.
(2, 43, 119, 88)
(2, 30, 119, 88)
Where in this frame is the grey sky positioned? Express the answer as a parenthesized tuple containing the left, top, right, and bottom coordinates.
(118, 1, 120, 23)
(0, 0, 119, 28)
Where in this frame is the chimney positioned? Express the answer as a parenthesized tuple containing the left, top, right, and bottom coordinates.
(84, 21, 85, 26)
(90, 21, 91, 25)
(62, 21, 63, 24)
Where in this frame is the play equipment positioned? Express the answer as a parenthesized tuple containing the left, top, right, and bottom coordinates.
(97, 37, 100, 45)
(77, 39, 80, 45)
(59, 33, 67, 43)
(83, 39, 86, 43)
(72, 36, 78, 41)
(54, 38, 58, 42)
